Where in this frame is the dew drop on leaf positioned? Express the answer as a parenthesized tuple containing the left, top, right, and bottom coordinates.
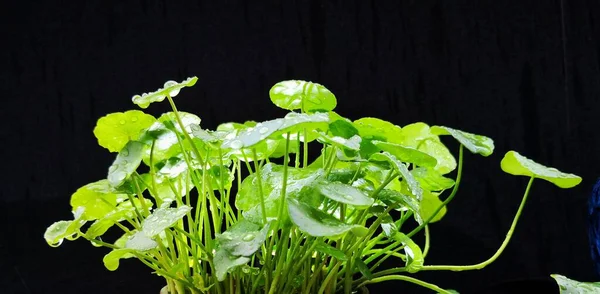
(119, 120, 126, 125)
(242, 233, 256, 241)
(131, 116, 138, 122)
(259, 127, 269, 134)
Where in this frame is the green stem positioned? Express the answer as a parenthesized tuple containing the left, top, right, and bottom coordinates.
(252, 149, 268, 224)
(423, 224, 431, 258)
(406, 144, 464, 239)
(421, 176, 536, 272)
(357, 275, 452, 294)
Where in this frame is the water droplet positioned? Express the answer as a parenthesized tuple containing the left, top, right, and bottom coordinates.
(122, 160, 129, 165)
(259, 127, 269, 134)
(121, 149, 130, 156)
(131, 116, 138, 122)
(109, 165, 117, 173)
(230, 140, 243, 149)
(343, 194, 353, 200)
(242, 233, 255, 241)
(119, 120, 126, 125)
(225, 133, 236, 140)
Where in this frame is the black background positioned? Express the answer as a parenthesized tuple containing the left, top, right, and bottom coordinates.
(2, 0, 600, 293)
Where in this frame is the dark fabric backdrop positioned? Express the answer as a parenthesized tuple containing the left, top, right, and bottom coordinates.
(2, 0, 600, 293)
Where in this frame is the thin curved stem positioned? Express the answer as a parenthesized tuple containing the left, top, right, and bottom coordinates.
(357, 275, 453, 294)
(421, 176, 535, 272)
(406, 144, 464, 239)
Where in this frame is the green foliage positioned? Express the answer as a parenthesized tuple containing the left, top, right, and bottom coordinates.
(551, 275, 600, 293)
(45, 78, 582, 294)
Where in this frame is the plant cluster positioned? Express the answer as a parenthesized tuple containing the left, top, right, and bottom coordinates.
(45, 77, 582, 293)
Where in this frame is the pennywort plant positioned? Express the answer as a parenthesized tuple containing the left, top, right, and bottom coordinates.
(45, 77, 582, 293)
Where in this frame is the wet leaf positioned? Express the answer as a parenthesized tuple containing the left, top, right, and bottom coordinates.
(103, 249, 135, 271)
(431, 126, 494, 157)
(216, 220, 270, 256)
(411, 167, 455, 192)
(392, 232, 424, 273)
(550, 274, 600, 294)
(353, 117, 402, 142)
(500, 151, 582, 188)
(141, 206, 192, 237)
(108, 141, 145, 187)
(287, 197, 363, 237)
(132, 77, 198, 109)
(315, 241, 347, 261)
(370, 152, 423, 200)
(93, 110, 156, 152)
(317, 181, 374, 208)
(221, 112, 329, 150)
(372, 140, 437, 168)
(269, 80, 337, 112)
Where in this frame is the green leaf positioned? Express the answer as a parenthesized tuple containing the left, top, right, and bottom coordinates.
(314, 241, 347, 261)
(328, 116, 359, 139)
(108, 141, 145, 187)
(317, 181, 374, 208)
(222, 112, 329, 150)
(431, 126, 494, 157)
(411, 167, 455, 192)
(236, 163, 323, 224)
(354, 258, 373, 279)
(500, 151, 582, 188)
(103, 249, 135, 271)
(372, 140, 437, 168)
(214, 249, 250, 282)
(70, 181, 118, 220)
(269, 80, 337, 112)
(550, 274, 600, 294)
(380, 214, 398, 237)
(44, 220, 80, 247)
(369, 152, 423, 200)
(158, 111, 201, 134)
(93, 110, 156, 152)
(419, 191, 446, 223)
(378, 190, 420, 217)
(132, 77, 198, 109)
(85, 198, 151, 238)
(396, 123, 457, 174)
(142, 206, 192, 237)
(287, 197, 363, 237)
(392, 232, 424, 273)
(317, 133, 362, 151)
(353, 117, 402, 142)
(125, 232, 159, 251)
(416, 139, 457, 175)
(216, 220, 270, 256)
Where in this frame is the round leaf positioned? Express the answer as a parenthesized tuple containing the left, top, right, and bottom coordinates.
(132, 77, 198, 109)
(93, 110, 156, 152)
(354, 117, 402, 142)
(221, 112, 329, 150)
(70, 181, 118, 220)
(287, 197, 361, 237)
(372, 140, 437, 168)
(317, 181, 374, 208)
(142, 206, 192, 237)
(269, 80, 337, 112)
(500, 151, 582, 188)
(411, 167, 455, 192)
(431, 126, 494, 157)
